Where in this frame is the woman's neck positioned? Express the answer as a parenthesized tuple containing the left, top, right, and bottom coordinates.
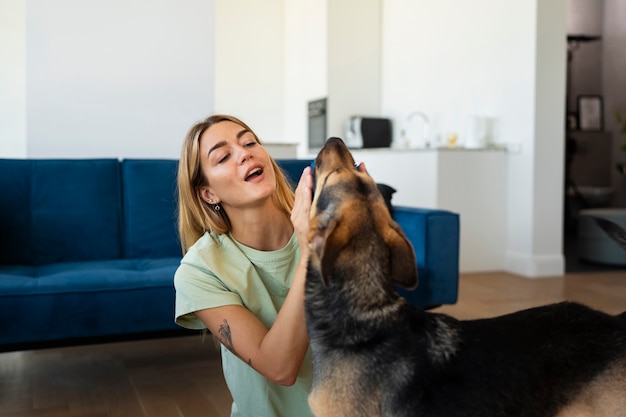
(229, 206, 294, 251)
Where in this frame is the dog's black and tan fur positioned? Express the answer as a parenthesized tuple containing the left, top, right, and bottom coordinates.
(305, 137, 626, 417)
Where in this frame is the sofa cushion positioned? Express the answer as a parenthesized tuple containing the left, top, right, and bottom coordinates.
(0, 258, 181, 295)
(394, 206, 460, 308)
(0, 258, 182, 345)
(276, 159, 312, 188)
(0, 159, 123, 266)
(121, 159, 180, 258)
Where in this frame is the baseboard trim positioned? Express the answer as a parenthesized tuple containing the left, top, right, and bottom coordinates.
(505, 251, 564, 278)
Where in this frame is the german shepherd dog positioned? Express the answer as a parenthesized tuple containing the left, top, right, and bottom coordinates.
(304, 137, 626, 417)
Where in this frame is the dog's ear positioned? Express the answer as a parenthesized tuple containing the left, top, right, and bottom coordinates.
(385, 222, 418, 289)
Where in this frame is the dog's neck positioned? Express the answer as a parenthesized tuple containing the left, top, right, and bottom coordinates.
(306, 250, 408, 347)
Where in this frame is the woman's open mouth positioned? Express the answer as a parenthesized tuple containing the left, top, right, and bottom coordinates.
(245, 167, 263, 181)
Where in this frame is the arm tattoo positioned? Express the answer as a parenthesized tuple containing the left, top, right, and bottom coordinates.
(218, 319, 253, 367)
(218, 319, 234, 353)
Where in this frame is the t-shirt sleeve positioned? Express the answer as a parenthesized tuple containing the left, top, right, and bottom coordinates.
(174, 257, 243, 330)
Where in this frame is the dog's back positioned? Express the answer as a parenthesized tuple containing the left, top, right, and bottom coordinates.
(309, 300, 626, 417)
(398, 303, 626, 417)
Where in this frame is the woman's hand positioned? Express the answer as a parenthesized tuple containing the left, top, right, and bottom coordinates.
(290, 166, 313, 262)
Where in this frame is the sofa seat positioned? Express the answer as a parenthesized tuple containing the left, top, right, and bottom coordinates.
(0, 258, 182, 346)
(0, 258, 180, 294)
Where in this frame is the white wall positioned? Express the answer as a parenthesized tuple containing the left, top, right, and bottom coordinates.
(283, 0, 327, 155)
(0, 0, 26, 158)
(380, 0, 556, 153)
(382, 0, 521, 148)
(380, 0, 566, 276)
(215, 0, 328, 150)
(327, 0, 381, 138)
(9, 0, 215, 159)
(524, 0, 567, 276)
(214, 0, 285, 144)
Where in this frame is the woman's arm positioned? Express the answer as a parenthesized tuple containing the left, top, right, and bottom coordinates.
(195, 166, 313, 386)
(195, 263, 308, 385)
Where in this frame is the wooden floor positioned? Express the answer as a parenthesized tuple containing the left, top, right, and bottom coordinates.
(1, 271, 625, 417)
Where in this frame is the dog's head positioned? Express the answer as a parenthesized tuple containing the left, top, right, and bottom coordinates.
(308, 137, 418, 293)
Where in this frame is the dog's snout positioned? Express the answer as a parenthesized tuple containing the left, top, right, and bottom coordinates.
(323, 137, 350, 157)
(324, 137, 344, 147)
(314, 137, 357, 173)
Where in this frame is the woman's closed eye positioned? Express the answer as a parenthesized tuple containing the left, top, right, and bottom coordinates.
(217, 153, 230, 164)
(214, 139, 258, 164)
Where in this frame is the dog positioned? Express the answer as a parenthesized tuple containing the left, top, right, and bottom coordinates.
(304, 137, 626, 417)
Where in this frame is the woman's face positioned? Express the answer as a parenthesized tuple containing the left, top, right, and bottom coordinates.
(198, 120, 277, 211)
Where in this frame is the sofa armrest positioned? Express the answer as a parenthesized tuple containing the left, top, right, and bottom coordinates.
(393, 206, 460, 309)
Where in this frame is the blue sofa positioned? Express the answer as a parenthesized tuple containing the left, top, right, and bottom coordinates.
(0, 158, 459, 349)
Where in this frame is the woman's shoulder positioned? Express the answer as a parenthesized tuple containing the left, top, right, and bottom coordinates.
(184, 231, 227, 256)
(177, 232, 220, 269)
(175, 232, 228, 288)
(187, 230, 217, 249)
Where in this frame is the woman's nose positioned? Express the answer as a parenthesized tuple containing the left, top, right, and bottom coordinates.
(237, 145, 252, 164)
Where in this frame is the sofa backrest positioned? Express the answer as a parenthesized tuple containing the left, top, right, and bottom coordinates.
(120, 159, 311, 259)
(0, 158, 316, 266)
(276, 159, 313, 188)
(0, 159, 123, 265)
(121, 159, 181, 258)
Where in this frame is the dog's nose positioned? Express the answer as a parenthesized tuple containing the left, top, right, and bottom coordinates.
(324, 136, 345, 146)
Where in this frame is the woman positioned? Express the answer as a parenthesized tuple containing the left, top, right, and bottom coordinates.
(174, 114, 315, 417)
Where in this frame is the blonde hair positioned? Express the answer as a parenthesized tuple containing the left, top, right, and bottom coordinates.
(177, 114, 295, 253)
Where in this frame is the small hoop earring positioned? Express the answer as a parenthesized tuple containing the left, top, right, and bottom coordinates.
(214, 204, 221, 212)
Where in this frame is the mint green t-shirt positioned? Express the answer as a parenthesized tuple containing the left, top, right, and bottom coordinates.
(174, 231, 314, 417)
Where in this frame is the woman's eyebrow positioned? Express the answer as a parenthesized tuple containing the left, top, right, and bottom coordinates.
(207, 140, 227, 156)
(207, 129, 251, 156)
(236, 129, 250, 140)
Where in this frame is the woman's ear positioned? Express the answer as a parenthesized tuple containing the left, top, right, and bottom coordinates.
(199, 186, 219, 205)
